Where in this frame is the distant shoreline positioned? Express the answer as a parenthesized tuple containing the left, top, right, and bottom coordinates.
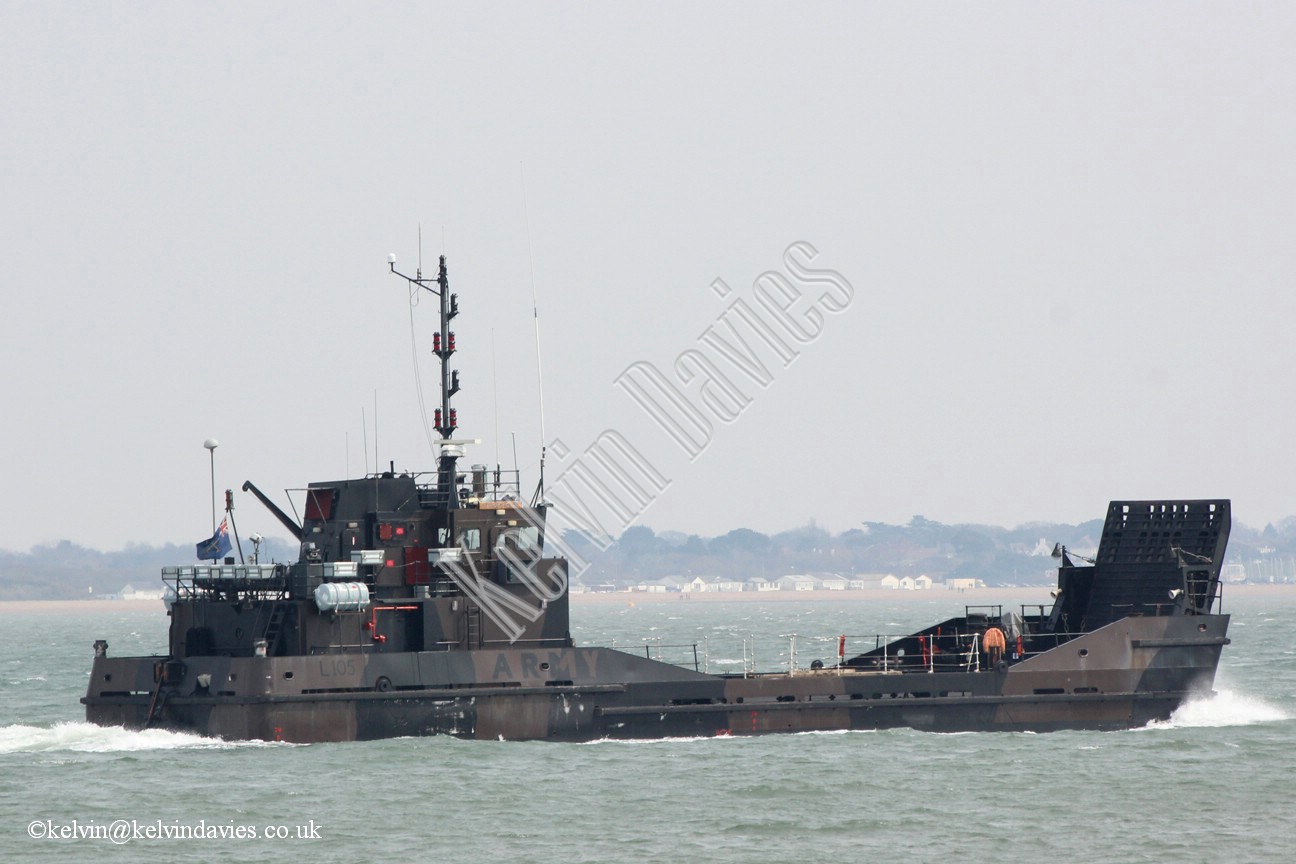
(0, 598, 172, 613)
(568, 582, 1294, 604)
(1, 583, 1290, 614)
(572, 588, 1055, 605)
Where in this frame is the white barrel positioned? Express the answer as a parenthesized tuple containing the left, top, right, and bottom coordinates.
(314, 581, 371, 612)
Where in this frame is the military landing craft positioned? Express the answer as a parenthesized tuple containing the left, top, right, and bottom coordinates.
(84, 255, 1233, 741)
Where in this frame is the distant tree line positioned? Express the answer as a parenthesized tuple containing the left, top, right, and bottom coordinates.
(561, 516, 1107, 588)
(0, 537, 299, 601)
(3, 513, 1295, 600)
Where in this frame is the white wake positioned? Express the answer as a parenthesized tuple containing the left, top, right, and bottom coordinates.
(0, 722, 253, 753)
(1160, 689, 1289, 728)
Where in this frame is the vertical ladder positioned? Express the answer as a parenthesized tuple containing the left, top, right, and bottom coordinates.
(465, 608, 481, 648)
(262, 603, 288, 656)
(143, 680, 164, 728)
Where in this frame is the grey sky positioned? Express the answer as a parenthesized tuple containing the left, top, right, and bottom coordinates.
(2, 2, 1292, 551)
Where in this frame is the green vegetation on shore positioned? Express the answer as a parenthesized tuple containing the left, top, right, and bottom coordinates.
(3, 514, 1295, 600)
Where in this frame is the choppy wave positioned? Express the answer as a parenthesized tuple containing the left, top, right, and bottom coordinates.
(576, 734, 735, 746)
(1158, 689, 1289, 728)
(0, 722, 261, 753)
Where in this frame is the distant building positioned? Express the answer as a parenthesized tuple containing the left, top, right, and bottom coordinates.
(778, 574, 820, 591)
(119, 583, 165, 601)
(851, 573, 897, 590)
(712, 578, 747, 592)
(651, 577, 686, 592)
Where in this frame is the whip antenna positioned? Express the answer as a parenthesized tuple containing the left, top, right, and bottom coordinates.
(492, 328, 501, 468)
(361, 406, 369, 475)
(521, 162, 548, 504)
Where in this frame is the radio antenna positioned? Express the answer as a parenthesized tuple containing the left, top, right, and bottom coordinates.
(511, 431, 520, 494)
(390, 251, 464, 508)
(361, 406, 370, 475)
(492, 328, 501, 468)
(521, 162, 547, 504)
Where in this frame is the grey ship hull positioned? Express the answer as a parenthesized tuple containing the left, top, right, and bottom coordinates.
(80, 255, 1236, 746)
(84, 613, 1228, 742)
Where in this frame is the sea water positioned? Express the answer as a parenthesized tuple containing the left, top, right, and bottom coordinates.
(2, 593, 1292, 864)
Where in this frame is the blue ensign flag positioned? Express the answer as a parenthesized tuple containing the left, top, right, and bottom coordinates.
(196, 518, 232, 561)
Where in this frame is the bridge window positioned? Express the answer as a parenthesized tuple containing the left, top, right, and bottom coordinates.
(460, 528, 481, 551)
(516, 526, 540, 553)
(305, 488, 337, 521)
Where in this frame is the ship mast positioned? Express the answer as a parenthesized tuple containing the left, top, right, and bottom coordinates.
(390, 253, 462, 508)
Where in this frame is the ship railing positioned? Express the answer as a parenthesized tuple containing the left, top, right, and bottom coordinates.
(615, 633, 980, 676)
(615, 629, 1100, 677)
(161, 564, 289, 600)
(1106, 592, 1225, 618)
(829, 633, 987, 675)
(423, 637, 571, 651)
(1020, 604, 1051, 623)
(413, 466, 525, 506)
(609, 635, 781, 676)
(608, 638, 704, 672)
(833, 630, 1092, 674)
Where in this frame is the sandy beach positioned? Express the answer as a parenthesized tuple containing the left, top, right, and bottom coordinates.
(569, 583, 1294, 605)
(1, 583, 1290, 614)
(0, 598, 172, 614)
(571, 587, 1055, 605)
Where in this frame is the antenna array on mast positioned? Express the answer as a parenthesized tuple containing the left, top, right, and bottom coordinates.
(389, 253, 463, 508)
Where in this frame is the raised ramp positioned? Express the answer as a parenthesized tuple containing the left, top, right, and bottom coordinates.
(1081, 500, 1230, 630)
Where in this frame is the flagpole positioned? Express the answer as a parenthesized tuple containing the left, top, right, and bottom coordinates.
(204, 438, 219, 532)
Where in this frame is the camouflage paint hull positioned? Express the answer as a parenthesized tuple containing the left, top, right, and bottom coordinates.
(84, 613, 1228, 742)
